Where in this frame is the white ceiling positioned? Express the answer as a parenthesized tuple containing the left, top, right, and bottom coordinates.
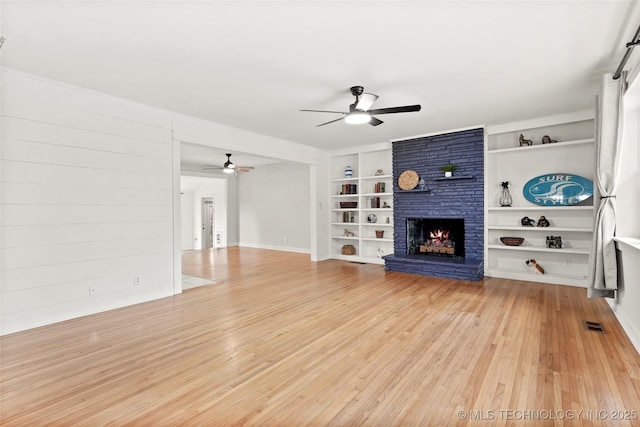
(2, 0, 639, 164)
(180, 142, 281, 170)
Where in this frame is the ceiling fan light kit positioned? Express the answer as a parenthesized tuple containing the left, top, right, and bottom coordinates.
(301, 85, 421, 127)
(204, 153, 255, 174)
(344, 110, 372, 124)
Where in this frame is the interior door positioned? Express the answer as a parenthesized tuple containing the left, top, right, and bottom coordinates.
(201, 197, 214, 249)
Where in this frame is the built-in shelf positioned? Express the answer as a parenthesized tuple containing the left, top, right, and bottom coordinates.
(361, 192, 391, 197)
(487, 206, 593, 211)
(487, 244, 590, 255)
(488, 226, 593, 232)
(484, 114, 595, 287)
(361, 174, 392, 180)
(487, 268, 587, 287)
(487, 138, 594, 155)
(360, 208, 393, 212)
(331, 236, 359, 240)
(330, 146, 394, 265)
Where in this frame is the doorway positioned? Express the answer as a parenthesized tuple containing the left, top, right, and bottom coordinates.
(201, 196, 214, 249)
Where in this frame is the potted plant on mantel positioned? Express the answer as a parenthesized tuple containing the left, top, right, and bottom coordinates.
(439, 162, 459, 177)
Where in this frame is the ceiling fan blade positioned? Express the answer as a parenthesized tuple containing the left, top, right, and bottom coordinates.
(235, 167, 254, 173)
(235, 166, 255, 170)
(368, 105, 422, 115)
(316, 117, 345, 127)
(356, 93, 378, 111)
(203, 164, 223, 170)
(369, 117, 383, 126)
(301, 109, 348, 114)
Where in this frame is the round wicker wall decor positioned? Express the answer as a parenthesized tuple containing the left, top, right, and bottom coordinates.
(398, 170, 419, 190)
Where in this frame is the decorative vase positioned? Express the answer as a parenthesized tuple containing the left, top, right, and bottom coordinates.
(499, 181, 512, 207)
(444, 171, 452, 178)
(375, 230, 384, 238)
(344, 165, 353, 178)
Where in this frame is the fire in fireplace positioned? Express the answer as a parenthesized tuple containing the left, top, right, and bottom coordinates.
(406, 218, 465, 258)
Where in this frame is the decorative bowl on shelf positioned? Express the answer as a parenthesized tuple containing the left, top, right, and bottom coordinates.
(500, 237, 524, 246)
(340, 201, 358, 208)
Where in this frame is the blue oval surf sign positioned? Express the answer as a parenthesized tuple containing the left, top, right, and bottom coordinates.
(523, 173, 593, 206)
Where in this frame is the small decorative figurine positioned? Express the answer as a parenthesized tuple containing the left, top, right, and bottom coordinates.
(521, 216, 536, 226)
(546, 236, 562, 249)
(519, 134, 533, 146)
(382, 201, 390, 208)
(526, 259, 545, 274)
(541, 135, 558, 144)
(536, 216, 550, 227)
(343, 229, 354, 237)
(499, 181, 512, 207)
(375, 169, 384, 176)
(377, 248, 385, 258)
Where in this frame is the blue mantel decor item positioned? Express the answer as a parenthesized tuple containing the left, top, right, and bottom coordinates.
(344, 165, 353, 178)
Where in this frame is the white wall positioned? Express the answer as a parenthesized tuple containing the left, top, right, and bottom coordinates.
(238, 162, 311, 253)
(180, 191, 195, 250)
(1, 69, 177, 334)
(0, 68, 329, 334)
(172, 114, 329, 258)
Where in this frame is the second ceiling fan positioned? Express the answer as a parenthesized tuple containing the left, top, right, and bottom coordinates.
(301, 85, 421, 127)
(204, 153, 255, 174)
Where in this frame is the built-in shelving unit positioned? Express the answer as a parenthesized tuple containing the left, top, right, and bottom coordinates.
(484, 111, 595, 287)
(330, 144, 393, 265)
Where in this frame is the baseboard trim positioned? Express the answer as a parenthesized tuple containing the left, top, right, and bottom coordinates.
(237, 242, 310, 254)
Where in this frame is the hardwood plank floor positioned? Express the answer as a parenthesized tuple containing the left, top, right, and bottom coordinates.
(2, 247, 640, 426)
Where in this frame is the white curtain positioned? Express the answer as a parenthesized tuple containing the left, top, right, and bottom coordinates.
(587, 71, 626, 298)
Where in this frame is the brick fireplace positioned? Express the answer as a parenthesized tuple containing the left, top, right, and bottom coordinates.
(384, 128, 484, 281)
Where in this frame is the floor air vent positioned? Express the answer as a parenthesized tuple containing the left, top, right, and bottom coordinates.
(583, 321, 605, 333)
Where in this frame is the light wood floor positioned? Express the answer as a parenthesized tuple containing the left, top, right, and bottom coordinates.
(2, 248, 640, 426)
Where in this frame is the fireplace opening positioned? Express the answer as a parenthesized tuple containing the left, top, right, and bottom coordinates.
(406, 218, 465, 258)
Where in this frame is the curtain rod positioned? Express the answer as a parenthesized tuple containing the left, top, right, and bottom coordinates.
(613, 24, 640, 80)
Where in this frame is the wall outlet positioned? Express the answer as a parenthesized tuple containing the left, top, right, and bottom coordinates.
(564, 258, 572, 267)
(89, 284, 97, 295)
(133, 276, 142, 286)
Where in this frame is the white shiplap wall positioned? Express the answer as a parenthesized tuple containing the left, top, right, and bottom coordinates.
(1, 70, 176, 334)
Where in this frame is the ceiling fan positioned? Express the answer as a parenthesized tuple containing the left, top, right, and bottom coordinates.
(204, 153, 255, 174)
(301, 85, 421, 127)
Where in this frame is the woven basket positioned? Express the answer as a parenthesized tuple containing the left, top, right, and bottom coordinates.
(341, 245, 356, 255)
(500, 237, 524, 246)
